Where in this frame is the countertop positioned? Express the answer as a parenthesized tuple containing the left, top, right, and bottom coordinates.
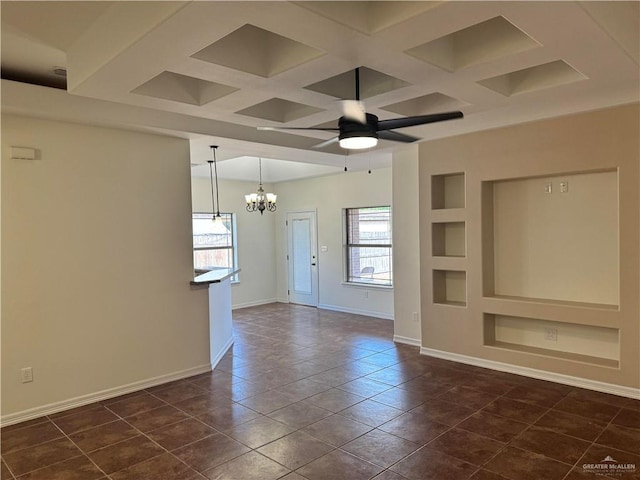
(190, 268, 240, 285)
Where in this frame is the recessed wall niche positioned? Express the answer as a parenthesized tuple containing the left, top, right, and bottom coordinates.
(432, 173, 465, 209)
(483, 313, 619, 368)
(432, 222, 465, 257)
(433, 270, 466, 306)
(483, 170, 619, 306)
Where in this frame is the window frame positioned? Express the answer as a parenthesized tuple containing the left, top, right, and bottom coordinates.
(343, 205, 393, 288)
(192, 212, 239, 283)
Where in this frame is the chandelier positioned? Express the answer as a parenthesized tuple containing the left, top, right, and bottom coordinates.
(245, 158, 276, 215)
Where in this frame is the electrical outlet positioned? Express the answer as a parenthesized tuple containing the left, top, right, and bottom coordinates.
(544, 328, 558, 342)
(412, 312, 419, 323)
(21, 367, 33, 383)
(364, 290, 369, 299)
(559, 181, 569, 193)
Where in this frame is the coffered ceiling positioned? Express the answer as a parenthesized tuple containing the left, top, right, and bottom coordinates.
(2, 1, 638, 180)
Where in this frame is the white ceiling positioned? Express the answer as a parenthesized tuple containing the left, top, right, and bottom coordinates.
(2, 1, 638, 182)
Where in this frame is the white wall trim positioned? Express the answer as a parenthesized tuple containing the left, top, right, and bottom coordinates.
(232, 298, 278, 310)
(393, 335, 421, 347)
(0, 363, 212, 427)
(319, 303, 393, 320)
(211, 337, 234, 370)
(420, 347, 640, 400)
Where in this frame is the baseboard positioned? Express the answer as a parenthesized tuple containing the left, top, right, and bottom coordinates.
(232, 298, 278, 310)
(318, 303, 394, 320)
(420, 347, 640, 400)
(393, 335, 421, 347)
(211, 337, 234, 369)
(0, 363, 212, 427)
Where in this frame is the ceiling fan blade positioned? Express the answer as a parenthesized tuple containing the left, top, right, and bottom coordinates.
(258, 126, 339, 132)
(378, 130, 420, 143)
(341, 100, 366, 124)
(312, 137, 339, 149)
(377, 111, 463, 131)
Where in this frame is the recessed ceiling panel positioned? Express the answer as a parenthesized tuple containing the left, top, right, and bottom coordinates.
(236, 98, 324, 123)
(132, 71, 238, 106)
(313, 119, 340, 129)
(304, 67, 410, 100)
(381, 92, 467, 116)
(294, 1, 440, 35)
(405, 16, 540, 72)
(478, 60, 587, 96)
(191, 24, 325, 78)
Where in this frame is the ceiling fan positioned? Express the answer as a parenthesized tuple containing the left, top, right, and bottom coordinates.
(257, 67, 464, 150)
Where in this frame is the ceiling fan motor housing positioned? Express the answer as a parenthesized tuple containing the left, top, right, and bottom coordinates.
(338, 113, 379, 141)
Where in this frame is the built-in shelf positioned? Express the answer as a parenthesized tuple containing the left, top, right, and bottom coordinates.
(432, 222, 466, 257)
(433, 270, 467, 307)
(481, 295, 620, 329)
(430, 208, 466, 223)
(432, 173, 465, 209)
(484, 295, 619, 311)
(431, 256, 466, 272)
(434, 300, 467, 308)
(483, 313, 619, 368)
(486, 341, 619, 369)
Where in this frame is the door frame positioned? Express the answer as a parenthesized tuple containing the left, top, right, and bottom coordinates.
(286, 209, 319, 307)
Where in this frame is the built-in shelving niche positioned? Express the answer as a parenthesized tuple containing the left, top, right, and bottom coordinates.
(432, 173, 465, 209)
(481, 170, 619, 308)
(432, 222, 466, 257)
(433, 270, 467, 307)
(479, 170, 621, 369)
(483, 313, 619, 368)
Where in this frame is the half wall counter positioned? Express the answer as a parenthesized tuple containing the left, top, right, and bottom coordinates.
(191, 268, 239, 369)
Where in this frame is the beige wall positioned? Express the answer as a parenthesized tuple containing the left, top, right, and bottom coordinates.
(391, 146, 421, 343)
(2, 115, 210, 420)
(274, 168, 394, 318)
(191, 177, 277, 308)
(418, 104, 639, 390)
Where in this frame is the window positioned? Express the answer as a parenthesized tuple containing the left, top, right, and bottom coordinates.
(192, 213, 237, 279)
(345, 206, 392, 286)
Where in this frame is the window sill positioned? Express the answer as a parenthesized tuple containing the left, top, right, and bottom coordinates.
(341, 282, 393, 291)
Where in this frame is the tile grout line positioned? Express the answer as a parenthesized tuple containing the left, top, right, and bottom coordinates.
(419, 379, 570, 480)
(558, 404, 624, 480)
(2, 456, 17, 480)
(43, 419, 111, 479)
(472, 388, 587, 480)
(114, 389, 266, 479)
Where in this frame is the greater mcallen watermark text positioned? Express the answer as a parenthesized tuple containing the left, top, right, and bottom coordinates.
(583, 456, 636, 476)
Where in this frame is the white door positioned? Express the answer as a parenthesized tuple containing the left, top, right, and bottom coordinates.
(287, 211, 318, 307)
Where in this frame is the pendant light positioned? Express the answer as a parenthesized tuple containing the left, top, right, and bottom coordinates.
(208, 145, 222, 222)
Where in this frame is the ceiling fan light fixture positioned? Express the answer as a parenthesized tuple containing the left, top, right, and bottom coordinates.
(339, 135, 378, 150)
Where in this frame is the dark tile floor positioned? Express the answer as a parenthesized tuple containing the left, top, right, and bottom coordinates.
(2, 303, 639, 480)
